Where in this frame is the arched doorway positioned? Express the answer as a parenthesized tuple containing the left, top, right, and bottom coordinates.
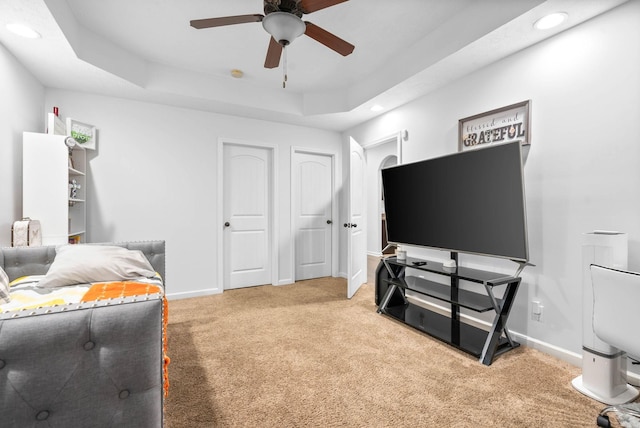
(379, 155, 398, 254)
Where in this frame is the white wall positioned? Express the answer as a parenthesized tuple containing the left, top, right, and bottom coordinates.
(345, 1, 640, 357)
(43, 90, 343, 298)
(0, 43, 45, 246)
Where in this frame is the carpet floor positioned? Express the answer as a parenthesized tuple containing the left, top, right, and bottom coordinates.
(164, 275, 619, 427)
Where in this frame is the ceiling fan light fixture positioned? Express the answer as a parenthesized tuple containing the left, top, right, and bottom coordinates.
(262, 12, 306, 45)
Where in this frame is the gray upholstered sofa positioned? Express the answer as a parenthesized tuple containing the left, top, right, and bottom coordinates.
(0, 241, 166, 427)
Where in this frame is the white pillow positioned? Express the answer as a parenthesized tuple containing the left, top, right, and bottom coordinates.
(38, 245, 157, 288)
(0, 266, 10, 304)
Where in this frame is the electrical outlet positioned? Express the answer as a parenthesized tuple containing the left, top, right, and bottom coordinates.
(531, 300, 543, 322)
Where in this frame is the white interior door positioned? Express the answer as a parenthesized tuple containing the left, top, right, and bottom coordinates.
(223, 144, 272, 289)
(293, 151, 333, 280)
(347, 139, 367, 298)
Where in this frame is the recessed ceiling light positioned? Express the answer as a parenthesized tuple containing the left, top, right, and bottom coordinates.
(533, 12, 568, 30)
(6, 23, 41, 39)
(370, 104, 384, 112)
(230, 69, 244, 78)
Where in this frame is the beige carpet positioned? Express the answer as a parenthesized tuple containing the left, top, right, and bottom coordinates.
(164, 275, 616, 427)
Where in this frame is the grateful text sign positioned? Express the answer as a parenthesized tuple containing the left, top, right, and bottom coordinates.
(458, 100, 531, 151)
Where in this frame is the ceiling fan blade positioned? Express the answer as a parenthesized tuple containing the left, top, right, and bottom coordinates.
(264, 37, 283, 69)
(190, 14, 263, 29)
(304, 22, 354, 56)
(300, 0, 348, 14)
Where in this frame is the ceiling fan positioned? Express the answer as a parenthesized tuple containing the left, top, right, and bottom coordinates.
(190, 0, 355, 72)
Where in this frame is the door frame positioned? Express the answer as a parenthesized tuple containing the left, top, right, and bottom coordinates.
(378, 154, 398, 254)
(217, 138, 279, 290)
(290, 146, 339, 281)
(362, 131, 404, 256)
(362, 131, 403, 161)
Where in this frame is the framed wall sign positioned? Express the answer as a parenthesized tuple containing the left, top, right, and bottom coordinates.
(66, 118, 97, 150)
(458, 100, 531, 152)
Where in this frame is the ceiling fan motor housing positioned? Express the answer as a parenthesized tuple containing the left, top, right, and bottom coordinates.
(262, 12, 306, 46)
(264, 0, 304, 17)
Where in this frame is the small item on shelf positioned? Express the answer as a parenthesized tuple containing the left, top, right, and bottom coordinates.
(442, 259, 457, 269)
(66, 136, 76, 169)
(68, 235, 81, 244)
(66, 118, 97, 150)
(64, 136, 77, 149)
(396, 246, 407, 261)
(46, 113, 66, 135)
(69, 179, 81, 199)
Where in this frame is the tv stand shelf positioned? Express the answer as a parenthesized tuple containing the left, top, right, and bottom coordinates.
(385, 276, 502, 312)
(376, 255, 521, 365)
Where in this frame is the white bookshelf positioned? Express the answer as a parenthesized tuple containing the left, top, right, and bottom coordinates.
(23, 132, 87, 245)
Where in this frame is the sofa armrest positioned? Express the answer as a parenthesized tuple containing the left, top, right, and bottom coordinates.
(0, 298, 164, 427)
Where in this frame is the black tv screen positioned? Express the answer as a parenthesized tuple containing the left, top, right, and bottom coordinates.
(381, 141, 529, 262)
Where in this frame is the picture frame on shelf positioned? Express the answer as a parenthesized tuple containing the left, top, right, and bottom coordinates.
(66, 118, 97, 150)
(458, 100, 531, 152)
(47, 112, 66, 135)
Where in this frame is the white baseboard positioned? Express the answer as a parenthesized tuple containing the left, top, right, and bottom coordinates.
(367, 251, 382, 257)
(166, 288, 221, 300)
(405, 294, 640, 385)
(338, 271, 347, 279)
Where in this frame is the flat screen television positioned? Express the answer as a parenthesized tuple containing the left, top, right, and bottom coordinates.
(381, 141, 529, 262)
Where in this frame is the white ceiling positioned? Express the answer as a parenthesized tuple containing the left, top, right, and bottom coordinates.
(0, 0, 628, 131)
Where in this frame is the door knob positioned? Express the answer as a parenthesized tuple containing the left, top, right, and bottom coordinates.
(327, 220, 332, 225)
(344, 223, 349, 228)
(224, 222, 230, 227)
(352, 223, 357, 228)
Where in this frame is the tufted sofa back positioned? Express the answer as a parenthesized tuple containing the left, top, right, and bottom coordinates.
(0, 240, 166, 283)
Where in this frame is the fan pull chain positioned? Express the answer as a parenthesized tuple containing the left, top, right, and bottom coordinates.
(282, 45, 288, 89)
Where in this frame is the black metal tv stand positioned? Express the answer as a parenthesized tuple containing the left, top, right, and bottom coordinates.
(376, 253, 523, 365)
